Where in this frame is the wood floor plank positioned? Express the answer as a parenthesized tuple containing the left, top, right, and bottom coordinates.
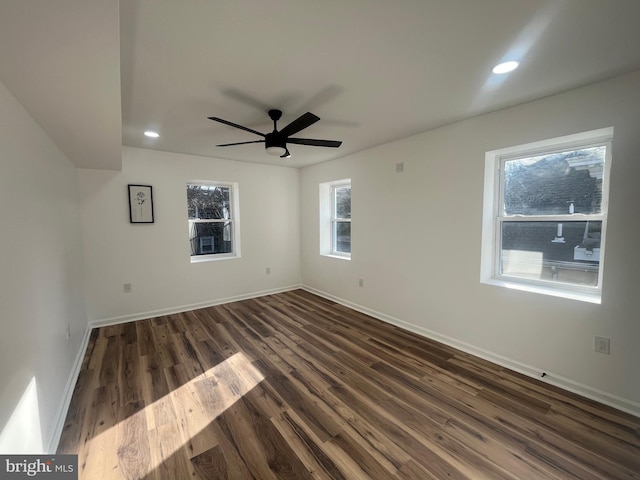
(135, 319, 157, 357)
(395, 458, 456, 480)
(198, 420, 257, 480)
(116, 400, 151, 480)
(213, 398, 300, 480)
(58, 290, 640, 480)
(270, 409, 345, 480)
(191, 445, 229, 480)
(276, 408, 373, 480)
(147, 422, 197, 480)
(253, 357, 343, 443)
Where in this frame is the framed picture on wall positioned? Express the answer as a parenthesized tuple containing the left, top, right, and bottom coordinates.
(128, 184, 154, 223)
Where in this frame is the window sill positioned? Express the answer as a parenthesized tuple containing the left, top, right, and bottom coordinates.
(322, 253, 351, 261)
(482, 277, 601, 304)
(190, 253, 239, 263)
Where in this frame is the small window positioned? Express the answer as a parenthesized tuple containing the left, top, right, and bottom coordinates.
(480, 128, 612, 303)
(320, 179, 351, 259)
(187, 182, 240, 261)
(332, 183, 351, 255)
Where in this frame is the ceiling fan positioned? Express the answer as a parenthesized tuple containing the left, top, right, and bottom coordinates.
(208, 109, 342, 158)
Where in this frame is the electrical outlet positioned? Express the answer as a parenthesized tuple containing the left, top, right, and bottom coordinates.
(123, 283, 132, 293)
(358, 278, 364, 287)
(396, 162, 404, 173)
(266, 267, 271, 274)
(594, 336, 610, 354)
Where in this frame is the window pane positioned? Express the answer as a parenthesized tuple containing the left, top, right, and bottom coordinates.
(335, 186, 351, 219)
(503, 146, 605, 215)
(501, 221, 601, 286)
(187, 185, 231, 220)
(190, 221, 233, 256)
(333, 221, 351, 253)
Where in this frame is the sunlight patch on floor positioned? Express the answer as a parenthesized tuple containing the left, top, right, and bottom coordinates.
(79, 351, 264, 479)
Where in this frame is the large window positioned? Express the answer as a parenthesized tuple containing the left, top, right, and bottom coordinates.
(481, 128, 612, 303)
(320, 179, 351, 259)
(187, 182, 240, 261)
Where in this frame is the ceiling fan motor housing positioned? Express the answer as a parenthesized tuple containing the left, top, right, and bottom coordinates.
(265, 109, 286, 155)
(265, 132, 285, 149)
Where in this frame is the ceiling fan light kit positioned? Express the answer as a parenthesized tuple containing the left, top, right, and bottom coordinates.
(208, 109, 341, 159)
(266, 145, 286, 156)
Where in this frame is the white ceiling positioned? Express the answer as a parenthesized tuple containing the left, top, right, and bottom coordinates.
(2, 1, 640, 170)
(0, 0, 122, 170)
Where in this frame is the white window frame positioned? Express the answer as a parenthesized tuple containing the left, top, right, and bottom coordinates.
(187, 181, 241, 263)
(480, 128, 612, 303)
(320, 179, 351, 259)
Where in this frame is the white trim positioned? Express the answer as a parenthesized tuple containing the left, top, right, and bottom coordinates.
(45, 324, 93, 453)
(482, 276, 601, 304)
(88, 284, 302, 329)
(302, 285, 640, 418)
(319, 182, 331, 255)
(323, 253, 351, 261)
(488, 127, 614, 160)
(190, 251, 239, 263)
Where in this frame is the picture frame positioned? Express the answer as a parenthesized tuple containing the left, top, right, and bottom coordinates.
(128, 184, 154, 223)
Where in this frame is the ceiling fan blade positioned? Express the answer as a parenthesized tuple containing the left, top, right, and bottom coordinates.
(216, 140, 265, 147)
(287, 138, 342, 148)
(208, 117, 265, 137)
(279, 112, 320, 137)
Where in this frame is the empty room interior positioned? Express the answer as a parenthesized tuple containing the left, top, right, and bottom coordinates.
(1, 1, 640, 479)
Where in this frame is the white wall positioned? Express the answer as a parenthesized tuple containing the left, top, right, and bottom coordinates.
(300, 70, 640, 413)
(79, 147, 300, 323)
(0, 80, 87, 452)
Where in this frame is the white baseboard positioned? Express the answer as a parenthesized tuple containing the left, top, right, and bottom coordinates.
(302, 285, 640, 418)
(45, 324, 94, 453)
(46, 284, 302, 452)
(89, 284, 303, 329)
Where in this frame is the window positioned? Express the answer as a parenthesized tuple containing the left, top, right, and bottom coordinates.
(332, 183, 351, 255)
(187, 182, 240, 261)
(320, 179, 351, 259)
(480, 128, 612, 303)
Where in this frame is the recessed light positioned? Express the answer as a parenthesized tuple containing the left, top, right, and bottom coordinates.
(144, 130, 160, 138)
(492, 61, 519, 74)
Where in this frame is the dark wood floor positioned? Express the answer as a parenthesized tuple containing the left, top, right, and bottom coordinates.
(58, 289, 640, 479)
